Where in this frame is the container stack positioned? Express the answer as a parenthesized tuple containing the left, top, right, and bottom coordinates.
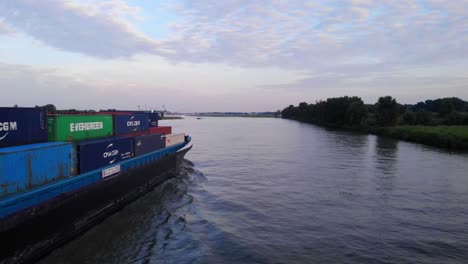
(77, 137, 134, 173)
(134, 133, 165, 156)
(0, 107, 47, 147)
(0, 142, 77, 197)
(149, 126, 172, 134)
(48, 114, 113, 141)
(113, 114, 149, 136)
(148, 112, 159, 127)
(0, 107, 183, 198)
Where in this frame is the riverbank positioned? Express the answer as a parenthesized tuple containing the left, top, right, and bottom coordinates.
(286, 118, 468, 151)
(373, 126, 468, 150)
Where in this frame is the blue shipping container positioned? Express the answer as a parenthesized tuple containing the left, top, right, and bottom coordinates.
(114, 114, 149, 135)
(0, 107, 47, 147)
(148, 113, 159, 127)
(0, 142, 77, 198)
(135, 133, 164, 156)
(77, 137, 134, 173)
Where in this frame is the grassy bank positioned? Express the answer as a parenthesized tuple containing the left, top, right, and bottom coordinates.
(290, 118, 468, 150)
(376, 126, 468, 150)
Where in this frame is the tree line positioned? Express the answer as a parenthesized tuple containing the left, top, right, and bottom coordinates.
(282, 96, 468, 127)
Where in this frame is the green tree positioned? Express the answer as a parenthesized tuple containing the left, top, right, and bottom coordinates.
(281, 105, 298, 119)
(440, 100, 455, 116)
(375, 96, 400, 126)
(43, 104, 57, 113)
(402, 111, 416, 125)
(297, 102, 308, 119)
(346, 100, 368, 125)
(415, 110, 432, 125)
(443, 112, 463, 125)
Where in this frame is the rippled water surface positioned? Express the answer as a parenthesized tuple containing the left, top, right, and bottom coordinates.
(42, 117, 468, 264)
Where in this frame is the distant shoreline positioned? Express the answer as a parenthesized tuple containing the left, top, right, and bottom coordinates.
(161, 116, 184, 120)
(192, 115, 276, 118)
(186, 111, 280, 118)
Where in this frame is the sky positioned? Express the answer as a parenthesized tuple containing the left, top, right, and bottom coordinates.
(0, 0, 467, 112)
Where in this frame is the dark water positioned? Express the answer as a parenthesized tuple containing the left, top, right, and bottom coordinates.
(42, 117, 468, 264)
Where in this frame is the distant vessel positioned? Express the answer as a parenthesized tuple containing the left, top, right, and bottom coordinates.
(0, 107, 192, 263)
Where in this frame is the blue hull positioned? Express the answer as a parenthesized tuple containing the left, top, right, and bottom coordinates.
(0, 139, 192, 263)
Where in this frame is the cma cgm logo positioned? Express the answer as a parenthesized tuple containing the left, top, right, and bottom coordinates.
(0, 122, 18, 141)
(127, 116, 140, 131)
(103, 143, 119, 164)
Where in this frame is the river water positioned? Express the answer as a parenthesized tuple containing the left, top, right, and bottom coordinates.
(42, 117, 468, 264)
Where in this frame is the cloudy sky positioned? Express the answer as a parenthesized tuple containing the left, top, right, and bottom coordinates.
(0, 0, 467, 112)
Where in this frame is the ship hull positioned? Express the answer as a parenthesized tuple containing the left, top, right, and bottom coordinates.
(0, 144, 192, 264)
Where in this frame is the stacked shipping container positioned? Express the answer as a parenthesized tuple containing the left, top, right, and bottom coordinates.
(149, 126, 172, 135)
(48, 114, 113, 141)
(134, 133, 165, 156)
(114, 114, 149, 135)
(0, 142, 77, 198)
(148, 113, 159, 127)
(0, 108, 48, 147)
(77, 137, 134, 173)
(0, 107, 182, 198)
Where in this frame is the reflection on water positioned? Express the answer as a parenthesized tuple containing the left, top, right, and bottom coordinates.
(375, 136, 399, 176)
(42, 117, 468, 264)
(373, 136, 399, 196)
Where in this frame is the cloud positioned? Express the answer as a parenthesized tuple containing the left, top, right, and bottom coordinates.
(0, 0, 159, 58)
(1, 0, 466, 70)
(0, 0, 467, 110)
(0, 20, 14, 34)
(0, 63, 97, 108)
(161, 0, 468, 72)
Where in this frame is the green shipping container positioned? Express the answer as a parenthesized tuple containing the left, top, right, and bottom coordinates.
(48, 115, 114, 141)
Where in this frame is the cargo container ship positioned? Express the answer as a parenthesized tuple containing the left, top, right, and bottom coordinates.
(0, 107, 192, 263)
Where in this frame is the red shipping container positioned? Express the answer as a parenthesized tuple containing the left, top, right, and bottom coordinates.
(149, 126, 172, 134)
(119, 130, 150, 138)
